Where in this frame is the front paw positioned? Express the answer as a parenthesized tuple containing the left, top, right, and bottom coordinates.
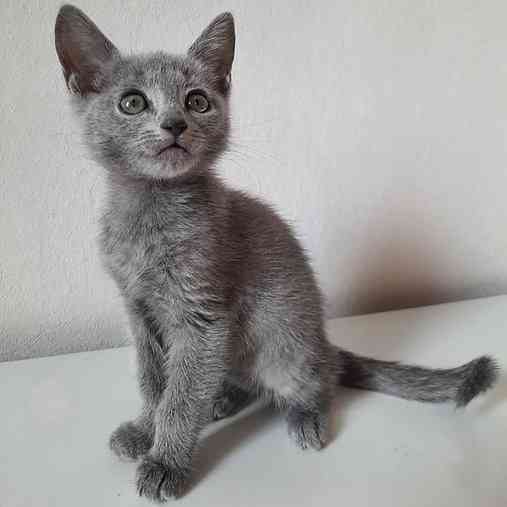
(136, 456, 190, 501)
(109, 421, 152, 461)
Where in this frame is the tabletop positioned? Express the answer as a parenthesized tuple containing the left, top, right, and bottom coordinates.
(2, 296, 507, 506)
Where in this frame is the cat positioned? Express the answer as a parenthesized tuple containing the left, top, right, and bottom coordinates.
(55, 4, 498, 502)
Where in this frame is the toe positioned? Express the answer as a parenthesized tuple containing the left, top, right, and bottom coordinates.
(137, 457, 190, 501)
(287, 410, 328, 451)
(110, 421, 152, 461)
(136, 458, 167, 501)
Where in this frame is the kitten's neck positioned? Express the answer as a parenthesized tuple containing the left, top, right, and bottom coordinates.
(103, 166, 224, 221)
(105, 163, 214, 193)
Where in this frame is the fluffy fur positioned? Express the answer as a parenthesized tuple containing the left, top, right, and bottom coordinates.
(55, 5, 498, 502)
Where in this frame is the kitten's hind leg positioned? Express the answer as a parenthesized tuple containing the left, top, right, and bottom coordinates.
(259, 359, 333, 451)
(212, 381, 254, 421)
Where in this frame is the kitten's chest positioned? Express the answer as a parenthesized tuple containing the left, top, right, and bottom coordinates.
(99, 207, 200, 298)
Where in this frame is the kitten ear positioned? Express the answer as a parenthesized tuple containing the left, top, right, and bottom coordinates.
(188, 13, 235, 92)
(55, 4, 119, 95)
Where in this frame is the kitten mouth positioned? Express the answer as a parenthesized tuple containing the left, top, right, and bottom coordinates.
(157, 142, 188, 156)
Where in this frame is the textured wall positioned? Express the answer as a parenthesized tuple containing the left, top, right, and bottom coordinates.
(2, 0, 507, 361)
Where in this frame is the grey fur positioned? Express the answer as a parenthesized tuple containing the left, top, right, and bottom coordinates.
(55, 5, 499, 501)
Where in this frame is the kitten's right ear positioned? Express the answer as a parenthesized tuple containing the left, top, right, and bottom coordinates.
(55, 4, 119, 95)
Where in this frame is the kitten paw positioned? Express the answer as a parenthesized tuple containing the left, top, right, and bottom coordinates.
(109, 421, 152, 461)
(136, 457, 190, 501)
(287, 409, 328, 451)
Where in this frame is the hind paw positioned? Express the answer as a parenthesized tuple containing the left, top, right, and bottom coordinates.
(287, 408, 328, 450)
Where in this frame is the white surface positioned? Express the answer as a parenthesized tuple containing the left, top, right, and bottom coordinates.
(2, 296, 506, 506)
(3, 1, 507, 360)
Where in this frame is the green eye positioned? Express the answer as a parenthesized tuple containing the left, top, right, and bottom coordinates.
(119, 93, 147, 115)
(186, 91, 210, 113)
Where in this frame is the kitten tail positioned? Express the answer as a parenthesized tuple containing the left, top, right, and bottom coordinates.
(337, 348, 499, 407)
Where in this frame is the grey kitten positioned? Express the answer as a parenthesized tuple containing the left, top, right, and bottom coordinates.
(55, 5, 498, 502)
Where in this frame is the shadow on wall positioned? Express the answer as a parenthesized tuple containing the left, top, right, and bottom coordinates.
(338, 199, 506, 317)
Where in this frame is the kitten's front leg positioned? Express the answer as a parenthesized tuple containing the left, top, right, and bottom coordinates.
(136, 324, 228, 501)
(110, 300, 166, 461)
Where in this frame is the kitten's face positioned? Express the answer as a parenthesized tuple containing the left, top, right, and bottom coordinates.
(84, 54, 230, 179)
(55, 6, 234, 180)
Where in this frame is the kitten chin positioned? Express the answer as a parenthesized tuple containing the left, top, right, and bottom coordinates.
(140, 149, 198, 179)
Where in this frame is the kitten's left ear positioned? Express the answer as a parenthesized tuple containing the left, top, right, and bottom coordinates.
(188, 12, 235, 93)
(55, 4, 119, 96)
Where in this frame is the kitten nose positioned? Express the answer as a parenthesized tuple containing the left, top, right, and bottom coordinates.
(160, 117, 187, 138)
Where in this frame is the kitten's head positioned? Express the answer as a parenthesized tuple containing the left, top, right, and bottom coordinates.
(55, 5, 234, 180)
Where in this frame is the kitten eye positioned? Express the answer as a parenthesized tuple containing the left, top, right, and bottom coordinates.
(186, 91, 210, 113)
(119, 93, 147, 115)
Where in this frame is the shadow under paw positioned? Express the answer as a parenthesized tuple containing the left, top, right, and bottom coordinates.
(212, 384, 254, 421)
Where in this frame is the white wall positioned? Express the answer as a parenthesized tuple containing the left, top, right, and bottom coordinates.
(2, 0, 507, 361)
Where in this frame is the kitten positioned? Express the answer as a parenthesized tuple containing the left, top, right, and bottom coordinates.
(55, 5, 498, 502)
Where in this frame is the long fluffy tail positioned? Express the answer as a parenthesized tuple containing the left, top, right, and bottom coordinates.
(338, 348, 499, 407)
